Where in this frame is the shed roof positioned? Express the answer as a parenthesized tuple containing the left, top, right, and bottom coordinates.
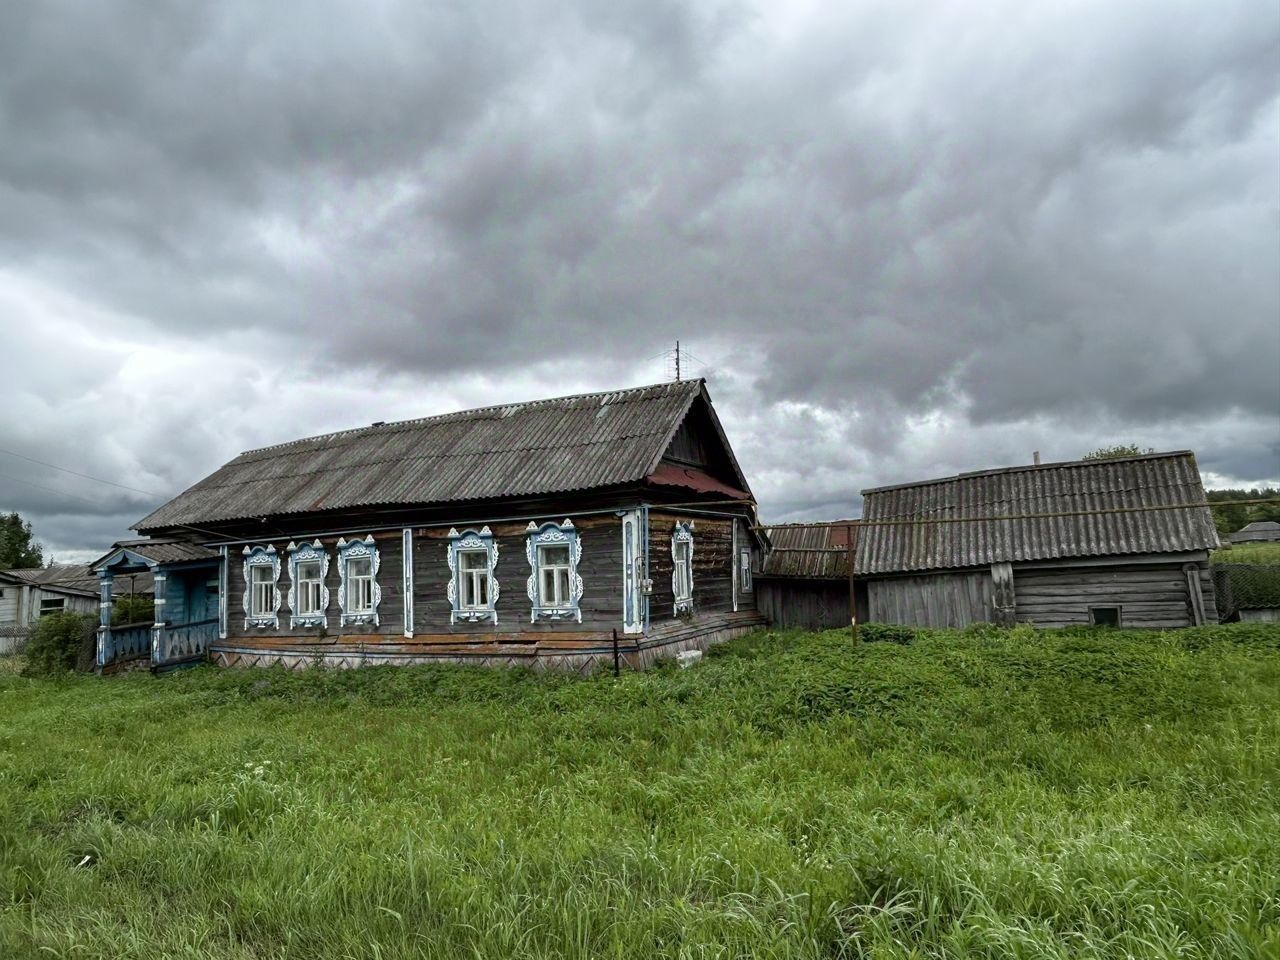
(0, 564, 154, 598)
(137, 379, 746, 532)
(92, 538, 221, 571)
(759, 522, 854, 579)
(857, 451, 1219, 575)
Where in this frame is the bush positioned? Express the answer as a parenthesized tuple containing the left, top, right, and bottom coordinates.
(112, 594, 155, 626)
(857, 622, 917, 644)
(22, 612, 96, 677)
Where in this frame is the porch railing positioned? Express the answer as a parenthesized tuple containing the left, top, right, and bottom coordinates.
(157, 618, 219, 664)
(103, 623, 152, 666)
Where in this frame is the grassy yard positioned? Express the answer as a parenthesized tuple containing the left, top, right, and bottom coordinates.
(1214, 542, 1280, 565)
(2, 625, 1278, 960)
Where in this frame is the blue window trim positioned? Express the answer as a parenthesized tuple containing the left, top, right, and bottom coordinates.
(525, 519, 583, 623)
(447, 526, 499, 624)
(337, 535, 382, 628)
(672, 521, 695, 616)
(241, 544, 281, 630)
(286, 540, 330, 629)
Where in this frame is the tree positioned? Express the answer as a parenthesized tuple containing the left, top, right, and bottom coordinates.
(0, 512, 43, 569)
(1081, 444, 1155, 461)
(1206, 487, 1280, 538)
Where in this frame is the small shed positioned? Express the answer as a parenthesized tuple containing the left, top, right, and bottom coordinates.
(856, 451, 1220, 629)
(755, 522, 867, 630)
(1229, 521, 1280, 544)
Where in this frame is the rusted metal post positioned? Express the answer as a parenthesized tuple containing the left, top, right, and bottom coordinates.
(612, 627, 620, 678)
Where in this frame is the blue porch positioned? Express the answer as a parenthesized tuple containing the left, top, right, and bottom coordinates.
(92, 539, 223, 674)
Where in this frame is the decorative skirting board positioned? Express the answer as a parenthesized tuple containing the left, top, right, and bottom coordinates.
(208, 613, 766, 674)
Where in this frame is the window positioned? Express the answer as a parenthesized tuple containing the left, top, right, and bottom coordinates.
(347, 556, 374, 613)
(337, 535, 381, 627)
(250, 566, 275, 617)
(242, 544, 281, 629)
(286, 540, 330, 629)
(1089, 606, 1121, 627)
(39, 596, 65, 617)
(739, 549, 752, 592)
(447, 527, 499, 623)
(671, 521, 695, 615)
(525, 520, 582, 622)
(539, 545, 572, 607)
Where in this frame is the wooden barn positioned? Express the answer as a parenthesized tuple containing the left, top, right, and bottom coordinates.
(0, 564, 152, 654)
(92, 380, 764, 673)
(855, 451, 1220, 629)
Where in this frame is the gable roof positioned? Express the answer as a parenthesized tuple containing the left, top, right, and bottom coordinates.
(1229, 520, 1280, 543)
(0, 564, 154, 598)
(137, 379, 749, 533)
(857, 451, 1219, 575)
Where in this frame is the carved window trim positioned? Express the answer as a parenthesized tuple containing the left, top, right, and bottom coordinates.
(337, 535, 382, 628)
(525, 519, 583, 623)
(672, 521, 695, 616)
(242, 544, 281, 630)
(286, 540, 330, 629)
(447, 526, 500, 624)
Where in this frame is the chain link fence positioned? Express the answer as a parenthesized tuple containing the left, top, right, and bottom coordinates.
(1211, 564, 1280, 622)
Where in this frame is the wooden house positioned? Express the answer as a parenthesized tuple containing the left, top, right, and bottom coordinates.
(1229, 520, 1280, 544)
(755, 523, 863, 630)
(855, 451, 1220, 629)
(92, 380, 763, 673)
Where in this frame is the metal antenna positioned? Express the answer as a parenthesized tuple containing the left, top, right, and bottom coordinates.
(675, 340, 681, 381)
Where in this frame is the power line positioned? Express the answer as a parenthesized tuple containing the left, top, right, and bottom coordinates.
(0, 446, 160, 498)
(0, 470, 111, 509)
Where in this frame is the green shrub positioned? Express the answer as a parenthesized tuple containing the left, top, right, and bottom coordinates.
(22, 611, 96, 676)
(111, 594, 154, 626)
(858, 622, 917, 644)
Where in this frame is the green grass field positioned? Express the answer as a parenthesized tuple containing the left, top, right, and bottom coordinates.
(3, 625, 1278, 959)
(1214, 542, 1280, 566)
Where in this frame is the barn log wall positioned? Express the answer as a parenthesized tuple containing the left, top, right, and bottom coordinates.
(1013, 561, 1214, 628)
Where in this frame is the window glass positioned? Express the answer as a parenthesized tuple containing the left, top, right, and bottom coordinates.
(674, 540, 693, 601)
(459, 550, 489, 608)
(539, 544, 572, 606)
(39, 597, 65, 616)
(296, 560, 322, 615)
(250, 565, 274, 617)
(348, 556, 374, 613)
(739, 549, 752, 591)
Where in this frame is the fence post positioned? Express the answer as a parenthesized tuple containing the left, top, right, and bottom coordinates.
(612, 628, 620, 678)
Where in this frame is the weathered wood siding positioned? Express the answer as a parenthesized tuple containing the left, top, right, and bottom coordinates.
(411, 514, 623, 635)
(648, 511, 738, 622)
(1013, 562, 1206, 628)
(225, 532, 405, 639)
(757, 579, 849, 630)
(867, 570, 994, 628)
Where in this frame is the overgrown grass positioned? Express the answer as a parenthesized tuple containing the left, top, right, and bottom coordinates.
(2, 624, 1278, 959)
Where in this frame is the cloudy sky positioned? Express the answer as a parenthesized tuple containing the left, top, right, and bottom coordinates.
(1, 0, 1277, 562)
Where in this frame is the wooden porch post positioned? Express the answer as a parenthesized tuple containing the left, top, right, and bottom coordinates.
(151, 569, 168, 667)
(847, 522, 859, 645)
(96, 569, 113, 670)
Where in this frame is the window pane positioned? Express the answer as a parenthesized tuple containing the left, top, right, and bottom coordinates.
(298, 561, 319, 582)
(541, 545, 570, 566)
(460, 551, 487, 571)
(541, 567, 557, 604)
(348, 557, 372, 578)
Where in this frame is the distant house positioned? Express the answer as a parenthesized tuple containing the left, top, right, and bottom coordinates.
(1229, 521, 1280, 544)
(0, 564, 152, 653)
(93, 380, 764, 673)
(854, 451, 1220, 629)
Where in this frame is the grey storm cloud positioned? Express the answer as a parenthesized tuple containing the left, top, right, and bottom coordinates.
(0, 0, 1277, 558)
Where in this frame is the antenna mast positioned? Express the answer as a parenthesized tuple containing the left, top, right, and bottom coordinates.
(675, 340, 681, 381)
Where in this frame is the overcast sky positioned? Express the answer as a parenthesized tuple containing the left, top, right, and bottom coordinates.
(1, 0, 1277, 563)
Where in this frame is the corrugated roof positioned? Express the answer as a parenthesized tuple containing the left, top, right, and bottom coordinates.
(857, 451, 1219, 575)
(0, 564, 154, 597)
(759, 522, 855, 579)
(98, 539, 221, 567)
(1230, 520, 1280, 543)
(137, 380, 710, 532)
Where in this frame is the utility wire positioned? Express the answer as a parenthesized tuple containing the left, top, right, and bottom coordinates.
(0, 470, 112, 509)
(0, 446, 160, 498)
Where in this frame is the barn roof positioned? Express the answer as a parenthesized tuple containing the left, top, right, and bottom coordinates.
(759, 522, 854, 579)
(1229, 520, 1280, 543)
(857, 451, 1219, 575)
(137, 379, 747, 533)
(0, 564, 154, 598)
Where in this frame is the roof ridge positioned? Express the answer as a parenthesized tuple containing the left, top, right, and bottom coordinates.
(236, 379, 705, 458)
(861, 450, 1197, 496)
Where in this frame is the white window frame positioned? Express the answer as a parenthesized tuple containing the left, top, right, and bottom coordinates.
(672, 521, 695, 616)
(447, 527, 499, 624)
(337, 535, 382, 628)
(242, 544, 281, 630)
(525, 520, 583, 622)
(739, 548, 753, 592)
(286, 540, 330, 629)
